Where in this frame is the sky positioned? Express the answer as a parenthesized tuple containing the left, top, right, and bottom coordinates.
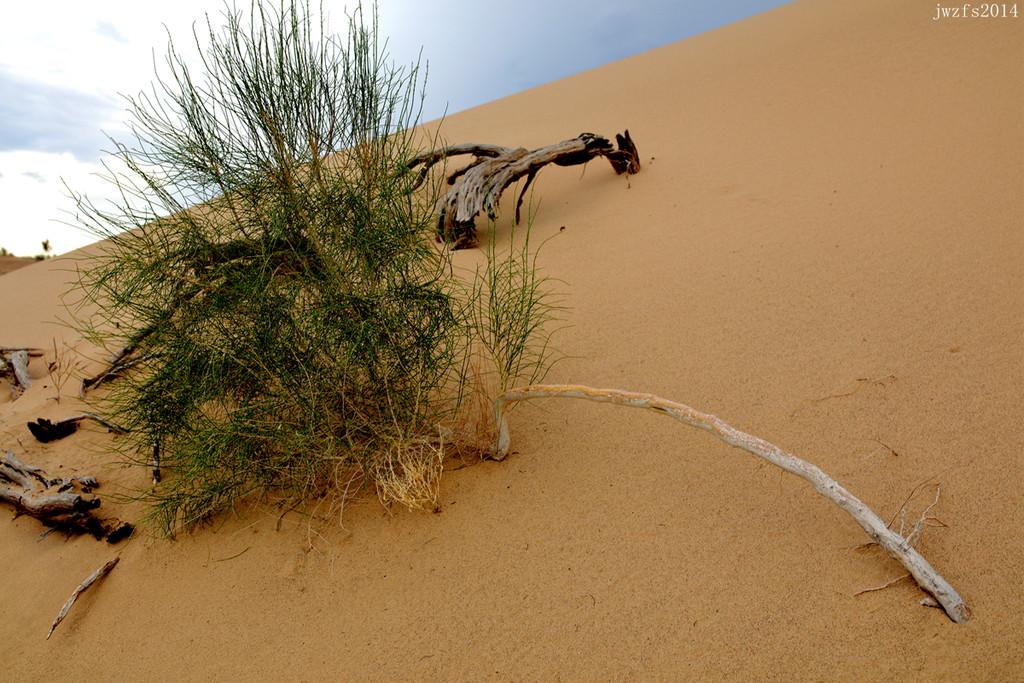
(0, 0, 789, 257)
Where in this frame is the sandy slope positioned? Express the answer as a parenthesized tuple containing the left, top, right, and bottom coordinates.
(2, 0, 1021, 679)
(0, 255, 37, 276)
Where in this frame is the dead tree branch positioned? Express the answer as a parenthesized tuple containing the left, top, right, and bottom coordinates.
(80, 326, 156, 396)
(2, 349, 34, 397)
(406, 131, 641, 248)
(47, 556, 119, 639)
(0, 450, 133, 542)
(491, 384, 970, 624)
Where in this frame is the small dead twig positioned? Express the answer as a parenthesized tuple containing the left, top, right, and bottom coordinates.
(789, 375, 897, 418)
(870, 438, 900, 457)
(47, 557, 119, 639)
(854, 573, 912, 596)
(855, 478, 948, 553)
(885, 474, 948, 531)
(214, 547, 251, 562)
(46, 339, 83, 403)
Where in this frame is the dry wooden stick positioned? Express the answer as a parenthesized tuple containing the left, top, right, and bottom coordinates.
(491, 384, 970, 624)
(47, 556, 119, 639)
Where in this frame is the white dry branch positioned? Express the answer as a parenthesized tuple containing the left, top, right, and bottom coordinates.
(7, 350, 33, 390)
(1, 349, 34, 398)
(491, 384, 970, 624)
(47, 556, 119, 639)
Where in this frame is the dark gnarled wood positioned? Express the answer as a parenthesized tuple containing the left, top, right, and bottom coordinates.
(0, 450, 133, 543)
(27, 413, 127, 444)
(406, 131, 641, 248)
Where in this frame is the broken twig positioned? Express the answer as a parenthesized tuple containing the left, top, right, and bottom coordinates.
(854, 573, 912, 596)
(80, 326, 156, 396)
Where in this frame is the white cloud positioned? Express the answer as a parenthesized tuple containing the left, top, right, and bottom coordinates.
(0, 147, 166, 257)
(0, 151, 112, 255)
(0, 1, 209, 96)
(0, 1, 226, 255)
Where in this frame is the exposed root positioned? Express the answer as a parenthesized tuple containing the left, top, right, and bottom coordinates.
(900, 484, 943, 547)
(80, 326, 156, 397)
(406, 131, 641, 248)
(493, 383, 970, 624)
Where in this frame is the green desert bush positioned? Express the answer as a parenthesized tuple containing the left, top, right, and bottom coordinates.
(69, 0, 558, 534)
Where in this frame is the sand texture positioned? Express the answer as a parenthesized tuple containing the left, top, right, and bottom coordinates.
(1, 0, 1021, 679)
(0, 255, 37, 276)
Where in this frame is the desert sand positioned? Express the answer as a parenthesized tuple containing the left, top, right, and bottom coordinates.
(0, 255, 36, 276)
(1, 0, 1021, 679)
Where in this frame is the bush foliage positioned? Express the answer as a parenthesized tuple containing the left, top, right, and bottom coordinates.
(70, 1, 557, 534)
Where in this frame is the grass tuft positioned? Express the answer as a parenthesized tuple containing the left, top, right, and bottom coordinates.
(67, 0, 560, 535)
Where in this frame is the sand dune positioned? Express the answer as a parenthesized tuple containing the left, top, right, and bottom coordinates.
(0, 255, 36, 276)
(2, 0, 1021, 679)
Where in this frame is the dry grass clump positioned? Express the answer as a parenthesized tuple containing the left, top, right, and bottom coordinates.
(68, 1, 559, 535)
(371, 434, 446, 511)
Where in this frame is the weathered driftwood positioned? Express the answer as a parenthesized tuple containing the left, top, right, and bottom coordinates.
(406, 131, 641, 248)
(0, 450, 133, 543)
(47, 556, 119, 639)
(27, 413, 127, 443)
(2, 349, 34, 397)
(491, 384, 970, 624)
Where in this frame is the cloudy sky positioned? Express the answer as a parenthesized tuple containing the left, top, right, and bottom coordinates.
(0, 0, 788, 256)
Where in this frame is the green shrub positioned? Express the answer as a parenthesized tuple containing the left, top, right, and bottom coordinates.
(69, 1, 558, 534)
